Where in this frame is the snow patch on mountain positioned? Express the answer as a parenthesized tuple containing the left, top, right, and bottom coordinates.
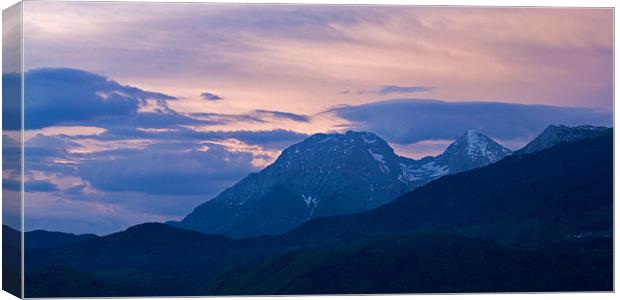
(368, 149, 390, 173)
(302, 194, 318, 208)
(361, 133, 378, 144)
(463, 130, 511, 161)
(418, 161, 450, 177)
(398, 163, 422, 183)
(302, 194, 319, 216)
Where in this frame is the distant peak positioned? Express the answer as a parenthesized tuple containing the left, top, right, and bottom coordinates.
(545, 124, 608, 132)
(464, 129, 483, 138)
(348, 131, 383, 143)
(542, 124, 568, 132)
(345, 130, 379, 138)
(465, 129, 480, 135)
(304, 130, 383, 144)
(517, 124, 610, 155)
(274, 130, 396, 172)
(456, 129, 490, 145)
(442, 129, 511, 163)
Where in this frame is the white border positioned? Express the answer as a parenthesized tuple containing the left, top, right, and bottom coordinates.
(0, 1, 617, 300)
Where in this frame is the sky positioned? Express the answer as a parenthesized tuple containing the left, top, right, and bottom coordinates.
(3, 3, 613, 234)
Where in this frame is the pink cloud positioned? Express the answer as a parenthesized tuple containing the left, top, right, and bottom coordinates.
(22, 4, 612, 115)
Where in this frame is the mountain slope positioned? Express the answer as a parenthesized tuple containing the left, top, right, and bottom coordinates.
(206, 233, 611, 295)
(204, 130, 613, 294)
(25, 223, 281, 297)
(517, 124, 608, 154)
(26, 230, 98, 250)
(284, 129, 613, 247)
(173, 130, 510, 238)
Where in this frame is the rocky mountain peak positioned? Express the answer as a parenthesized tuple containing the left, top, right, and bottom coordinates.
(517, 124, 609, 154)
(437, 130, 512, 173)
(173, 129, 514, 238)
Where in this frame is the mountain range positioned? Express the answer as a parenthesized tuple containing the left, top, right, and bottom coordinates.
(21, 124, 613, 296)
(517, 124, 609, 154)
(171, 129, 511, 237)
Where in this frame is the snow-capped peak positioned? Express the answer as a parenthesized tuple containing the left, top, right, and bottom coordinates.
(435, 130, 511, 173)
(452, 129, 511, 161)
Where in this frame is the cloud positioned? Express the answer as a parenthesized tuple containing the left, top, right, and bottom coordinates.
(2, 72, 22, 130)
(13, 4, 615, 234)
(20, 128, 308, 233)
(16, 68, 177, 129)
(358, 85, 433, 95)
(190, 112, 265, 124)
(76, 142, 256, 196)
(22, 135, 84, 173)
(8, 68, 309, 233)
(23, 126, 306, 198)
(182, 129, 308, 151)
(22, 5, 613, 113)
(23, 190, 177, 235)
(200, 91, 224, 101)
(253, 110, 310, 123)
(222, 129, 308, 146)
(190, 110, 310, 125)
(331, 98, 612, 144)
(357, 85, 435, 95)
(4, 179, 59, 192)
(378, 85, 434, 94)
(11, 68, 223, 137)
(26, 180, 59, 192)
(3, 179, 20, 192)
(201, 138, 281, 167)
(2, 134, 22, 173)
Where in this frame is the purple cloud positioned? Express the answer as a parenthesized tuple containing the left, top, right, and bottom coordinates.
(358, 85, 434, 95)
(200, 92, 224, 101)
(331, 98, 612, 144)
(378, 85, 434, 94)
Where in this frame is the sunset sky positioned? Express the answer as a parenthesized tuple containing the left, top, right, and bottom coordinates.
(4, 3, 613, 234)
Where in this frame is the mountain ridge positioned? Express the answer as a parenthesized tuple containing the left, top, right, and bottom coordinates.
(24, 130, 613, 296)
(283, 128, 613, 247)
(172, 129, 511, 237)
(517, 124, 608, 154)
